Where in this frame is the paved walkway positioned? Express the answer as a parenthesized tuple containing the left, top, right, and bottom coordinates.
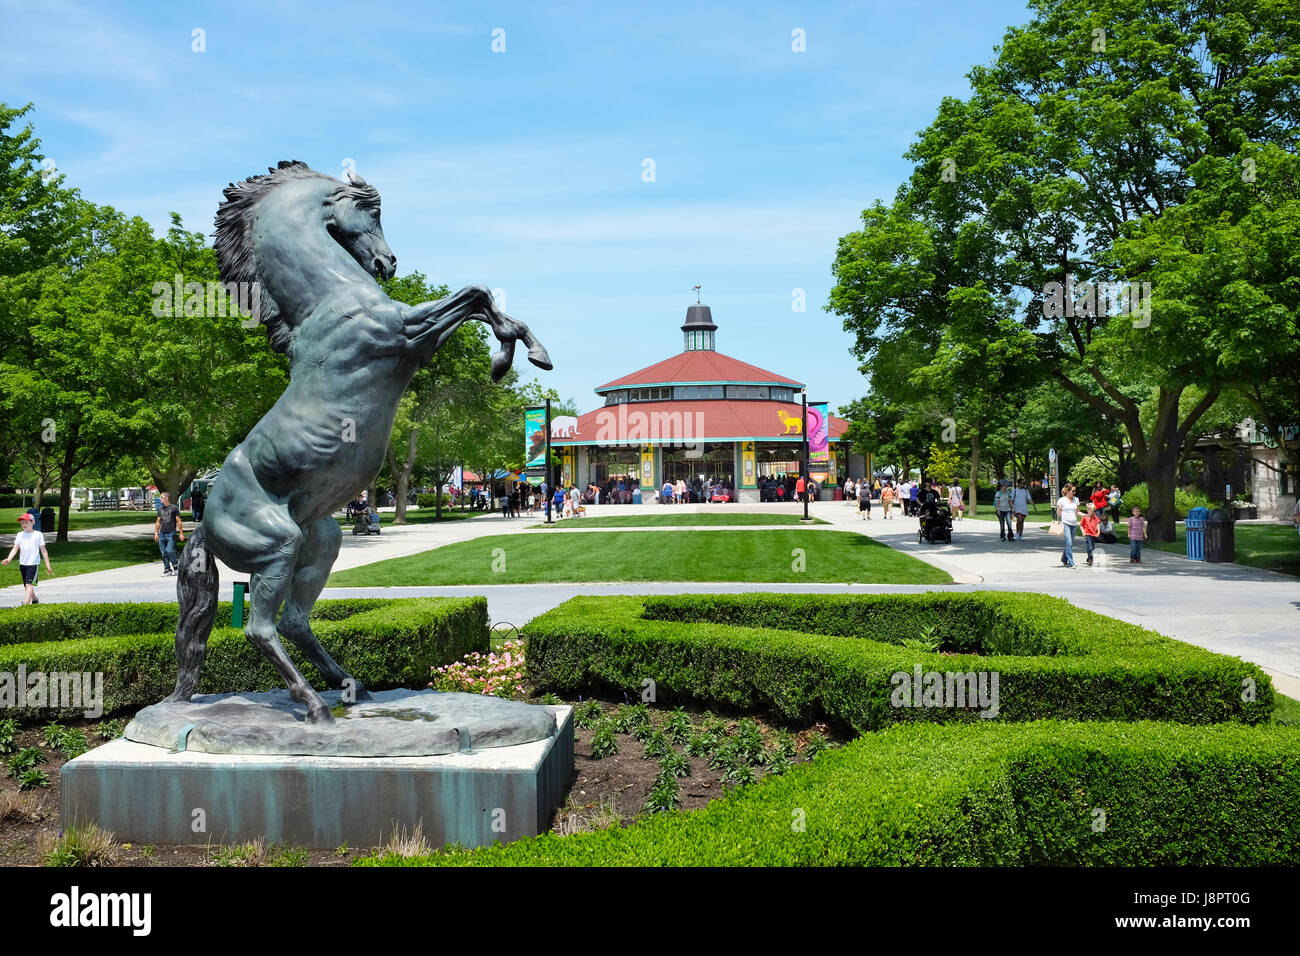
(4, 502, 1297, 696)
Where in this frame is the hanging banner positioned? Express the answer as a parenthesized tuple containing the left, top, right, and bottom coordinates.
(640, 445, 655, 489)
(524, 407, 547, 468)
(807, 402, 829, 477)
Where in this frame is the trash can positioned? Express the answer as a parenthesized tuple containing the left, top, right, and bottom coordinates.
(632, 488, 642, 504)
(40, 507, 55, 536)
(1185, 506, 1208, 561)
(1204, 508, 1236, 563)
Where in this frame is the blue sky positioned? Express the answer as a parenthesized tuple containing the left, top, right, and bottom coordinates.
(2, 0, 1033, 414)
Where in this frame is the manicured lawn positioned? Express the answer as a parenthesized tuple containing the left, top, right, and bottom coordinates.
(328, 529, 953, 586)
(2, 508, 168, 531)
(1118, 523, 1300, 577)
(2, 537, 161, 583)
(527, 513, 828, 529)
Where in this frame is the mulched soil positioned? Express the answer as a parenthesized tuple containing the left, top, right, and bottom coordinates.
(0, 703, 855, 866)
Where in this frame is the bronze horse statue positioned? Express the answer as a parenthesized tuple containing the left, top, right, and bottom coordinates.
(167, 161, 550, 722)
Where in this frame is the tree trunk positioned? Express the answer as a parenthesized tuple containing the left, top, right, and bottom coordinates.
(1142, 463, 1179, 544)
(57, 469, 73, 544)
(966, 428, 982, 516)
(388, 430, 418, 525)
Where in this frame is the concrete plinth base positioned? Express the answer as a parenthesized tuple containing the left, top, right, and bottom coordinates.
(62, 706, 573, 849)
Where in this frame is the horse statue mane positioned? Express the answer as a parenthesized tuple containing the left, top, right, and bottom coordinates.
(214, 159, 381, 355)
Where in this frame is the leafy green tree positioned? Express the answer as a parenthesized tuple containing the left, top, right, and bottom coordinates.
(130, 215, 288, 501)
(0, 200, 157, 539)
(0, 102, 82, 498)
(834, 0, 1300, 540)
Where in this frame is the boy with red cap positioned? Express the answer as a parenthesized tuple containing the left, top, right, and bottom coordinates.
(3, 513, 53, 605)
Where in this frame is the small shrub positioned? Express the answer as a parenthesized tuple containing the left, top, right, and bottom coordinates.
(589, 723, 619, 759)
(763, 750, 794, 776)
(539, 692, 561, 706)
(608, 704, 646, 735)
(573, 700, 603, 729)
(775, 731, 798, 760)
(644, 774, 681, 813)
(0, 718, 16, 755)
(58, 729, 89, 761)
(95, 719, 125, 741)
(640, 729, 671, 760)
(7, 746, 46, 778)
(18, 767, 50, 790)
(40, 823, 116, 867)
(721, 761, 755, 789)
(734, 719, 766, 764)
(684, 731, 719, 758)
(42, 723, 66, 750)
(660, 749, 691, 778)
(664, 709, 693, 745)
(708, 739, 740, 772)
(803, 731, 829, 761)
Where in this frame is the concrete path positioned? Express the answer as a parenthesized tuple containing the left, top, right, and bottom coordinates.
(4, 502, 1297, 695)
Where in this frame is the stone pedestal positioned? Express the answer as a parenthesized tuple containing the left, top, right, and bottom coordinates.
(62, 704, 573, 849)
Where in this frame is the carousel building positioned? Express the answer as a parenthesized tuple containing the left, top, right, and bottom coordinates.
(548, 303, 862, 501)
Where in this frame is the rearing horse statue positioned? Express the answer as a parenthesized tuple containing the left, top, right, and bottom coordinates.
(166, 160, 551, 723)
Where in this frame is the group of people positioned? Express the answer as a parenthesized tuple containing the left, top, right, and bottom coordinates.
(1054, 482, 1146, 567)
(874, 479, 926, 519)
(659, 477, 735, 503)
(759, 474, 817, 503)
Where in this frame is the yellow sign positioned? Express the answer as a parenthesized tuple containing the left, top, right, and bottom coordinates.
(640, 445, 654, 489)
(741, 441, 756, 488)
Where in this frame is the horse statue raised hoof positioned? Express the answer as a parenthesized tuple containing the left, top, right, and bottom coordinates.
(165, 161, 551, 724)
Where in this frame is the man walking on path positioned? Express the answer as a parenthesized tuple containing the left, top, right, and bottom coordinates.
(994, 480, 1013, 542)
(1011, 479, 1031, 540)
(154, 492, 185, 576)
(3, 513, 53, 605)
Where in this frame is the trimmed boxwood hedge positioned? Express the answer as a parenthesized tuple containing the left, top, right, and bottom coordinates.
(360, 721, 1300, 866)
(523, 593, 1273, 728)
(0, 597, 486, 719)
(0, 598, 394, 647)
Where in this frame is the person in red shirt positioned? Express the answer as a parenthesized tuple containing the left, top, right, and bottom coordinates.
(1089, 482, 1109, 514)
(795, 475, 806, 504)
(1080, 502, 1102, 565)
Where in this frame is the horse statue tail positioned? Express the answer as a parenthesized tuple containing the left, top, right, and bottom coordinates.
(166, 524, 220, 702)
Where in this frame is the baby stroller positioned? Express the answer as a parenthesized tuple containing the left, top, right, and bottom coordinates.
(917, 503, 953, 544)
(352, 508, 381, 535)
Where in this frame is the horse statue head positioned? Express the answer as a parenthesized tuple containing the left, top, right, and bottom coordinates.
(214, 160, 398, 355)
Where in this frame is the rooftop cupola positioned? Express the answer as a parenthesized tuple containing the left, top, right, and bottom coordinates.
(682, 304, 716, 352)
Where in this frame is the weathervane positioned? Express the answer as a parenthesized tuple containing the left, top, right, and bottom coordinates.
(692, 284, 701, 303)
